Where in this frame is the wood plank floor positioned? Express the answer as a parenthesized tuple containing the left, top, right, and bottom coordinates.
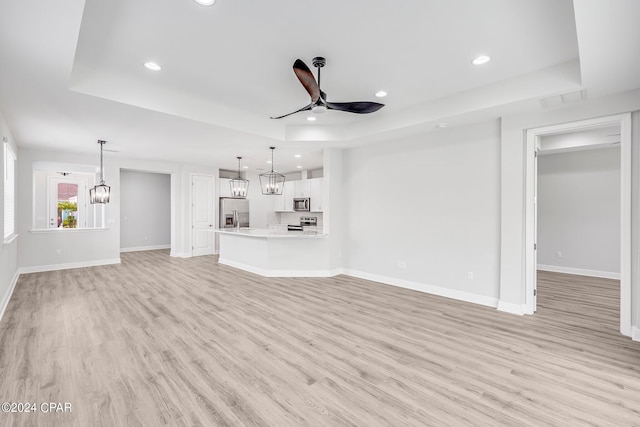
(1, 251, 640, 426)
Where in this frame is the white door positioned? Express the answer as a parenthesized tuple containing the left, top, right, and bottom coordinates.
(48, 177, 87, 228)
(192, 174, 214, 256)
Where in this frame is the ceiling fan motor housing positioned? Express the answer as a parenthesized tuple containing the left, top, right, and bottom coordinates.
(312, 57, 326, 68)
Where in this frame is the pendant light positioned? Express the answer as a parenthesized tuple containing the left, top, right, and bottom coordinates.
(89, 140, 111, 204)
(259, 147, 285, 195)
(229, 156, 249, 198)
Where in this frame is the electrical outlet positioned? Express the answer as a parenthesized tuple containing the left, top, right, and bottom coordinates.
(397, 261, 407, 269)
(556, 251, 562, 258)
(467, 272, 474, 280)
(144, 236, 149, 241)
(56, 249, 62, 255)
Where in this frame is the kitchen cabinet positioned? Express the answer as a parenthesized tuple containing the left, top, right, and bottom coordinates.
(274, 180, 294, 212)
(219, 178, 232, 198)
(308, 178, 323, 212)
(294, 180, 310, 198)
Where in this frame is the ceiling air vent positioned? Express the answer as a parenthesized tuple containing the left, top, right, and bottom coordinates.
(539, 90, 585, 109)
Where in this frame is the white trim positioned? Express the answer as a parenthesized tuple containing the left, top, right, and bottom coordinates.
(537, 264, 620, 280)
(170, 251, 191, 258)
(29, 227, 108, 233)
(343, 269, 499, 309)
(219, 258, 340, 278)
(632, 326, 640, 342)
(120, 244, 171, 253)
(18, 258, 121, 274)
(525, 113, 632, 336)
(2, 233, 18, 245)
(496, 301, 526, 316)
(0, 271, 20, 324)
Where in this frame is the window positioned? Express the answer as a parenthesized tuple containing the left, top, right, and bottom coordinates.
(4, 142, 16, 239)
(32, 164, 103, 230)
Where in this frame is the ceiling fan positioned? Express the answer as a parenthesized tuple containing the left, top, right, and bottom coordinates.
(270, 57, 385, 119)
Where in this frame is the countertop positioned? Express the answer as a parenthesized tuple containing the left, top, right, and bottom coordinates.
(214, 228, 328, 239)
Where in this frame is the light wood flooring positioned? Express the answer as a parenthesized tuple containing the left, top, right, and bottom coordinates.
(1, 251, 640, 426)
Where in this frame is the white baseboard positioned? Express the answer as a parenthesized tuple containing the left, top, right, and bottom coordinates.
(497, 300, 527, 316)
(632, 326, 640, 342)
(342, 269, 499, 309)
(170, 251, 191, 258)
(120, 244, 171, 253)
(218, 258, 340, 278)
(18, 258, 121, 274)
(537, 264, 620, 280)
(0, 270, 20, 324)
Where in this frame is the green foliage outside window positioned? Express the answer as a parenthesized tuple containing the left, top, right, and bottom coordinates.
(58, 201, 78, 228)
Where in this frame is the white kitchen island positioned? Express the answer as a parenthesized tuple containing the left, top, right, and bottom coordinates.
(215, 228, 332, 277)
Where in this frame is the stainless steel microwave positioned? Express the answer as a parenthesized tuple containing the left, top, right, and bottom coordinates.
(293, 198, 310, 211)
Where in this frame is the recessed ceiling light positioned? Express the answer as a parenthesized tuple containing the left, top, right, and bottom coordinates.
(375, 91, 388, 98)
(194, 0, 215, 5)
(472, 55, 491, 65)
(307, 116, 317, 122)
(296, 165, 302, 169)
(242, 166, 248, 169)
(267, 160, 272, 164)
(436, 122, 448, 128)
(144, 62, 162, 71)
(294, 154, 302, 158)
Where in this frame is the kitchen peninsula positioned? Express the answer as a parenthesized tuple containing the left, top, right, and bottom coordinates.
(215, 228, 331, 277)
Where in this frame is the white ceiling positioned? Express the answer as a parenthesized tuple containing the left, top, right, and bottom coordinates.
(0, 0, 638, 173)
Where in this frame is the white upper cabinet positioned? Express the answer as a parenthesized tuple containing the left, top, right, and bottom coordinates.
(308, 178, 323, 212)
(272, 178, 323, 212)
(274, 180, 294, 212)
(294, 180, 310, 198)
(219, 178, 232, 198)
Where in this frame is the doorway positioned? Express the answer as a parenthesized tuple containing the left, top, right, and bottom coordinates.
(525, 113, 632, 336)
(120, 170, 171, 252)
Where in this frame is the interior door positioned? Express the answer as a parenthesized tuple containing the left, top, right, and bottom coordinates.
(48, 177, 87, 228)
(192, 174, 214, 256)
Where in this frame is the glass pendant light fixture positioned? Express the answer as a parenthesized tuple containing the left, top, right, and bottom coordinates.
(229, 156, 249, 198)
(89, 140, 111, 204)
(259, 147, 285, 195)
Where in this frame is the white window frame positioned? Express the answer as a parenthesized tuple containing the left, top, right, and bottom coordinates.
(4, 142, 16, 240)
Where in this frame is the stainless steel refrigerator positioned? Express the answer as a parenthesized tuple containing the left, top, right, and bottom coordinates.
(219, 197, 250, 228)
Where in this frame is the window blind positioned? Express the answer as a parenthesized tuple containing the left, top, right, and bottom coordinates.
(4, 142, 16, 239)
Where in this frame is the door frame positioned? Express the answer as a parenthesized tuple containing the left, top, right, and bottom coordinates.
(189, 173, 215, 257)
(525, 113, 632, 336)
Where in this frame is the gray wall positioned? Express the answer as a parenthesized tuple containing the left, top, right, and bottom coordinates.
(343, 120, 501, 305)
(120, 170, 171, 250)
(537, 147, 620, 275)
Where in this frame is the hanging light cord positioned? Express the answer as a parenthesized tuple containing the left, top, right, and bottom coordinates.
(98, 140, 106, 184)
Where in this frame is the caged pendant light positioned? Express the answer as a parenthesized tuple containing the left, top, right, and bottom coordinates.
(89, 140, 111, 204)
(259, 147, 285, 195)
(229, 156, 249, 198)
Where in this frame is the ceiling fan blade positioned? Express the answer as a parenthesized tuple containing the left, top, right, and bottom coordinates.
(326, 101, 385, 114)
(293, 59, 320, 103)
(270, 103, 313, 119)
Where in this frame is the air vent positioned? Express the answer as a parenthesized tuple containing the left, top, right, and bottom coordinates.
(539, 90, 585, 109)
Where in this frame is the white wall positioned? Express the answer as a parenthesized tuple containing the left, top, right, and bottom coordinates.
(120, 170, 171, 250)
(537, 147, 620, 276)
(0, 112, 18, 321)
(342, 121, 501, 306)
(17, 147, 218, 271)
